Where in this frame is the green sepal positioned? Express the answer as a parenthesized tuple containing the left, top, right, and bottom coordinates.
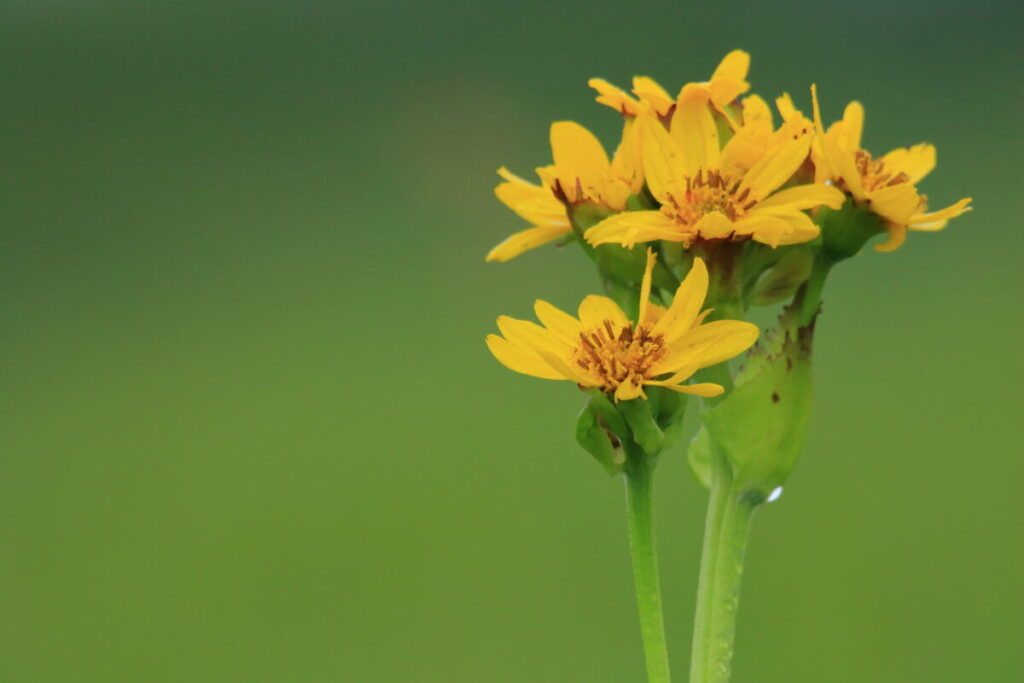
(575, 399, 626, 475)
(818, 199, 885, 262)
(698, 312, 816, 496)
(748, 245, 814, 306)
(617, 398, 666, 457)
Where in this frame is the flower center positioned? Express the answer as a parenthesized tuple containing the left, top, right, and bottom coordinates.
(854, 149, 909, 193)
(574, 319, 668, 393)
(660, 169, 752, 229)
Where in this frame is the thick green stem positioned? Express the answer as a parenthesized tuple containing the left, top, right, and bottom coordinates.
(624, 455, 672, 683)
(690, 466, 758, 683)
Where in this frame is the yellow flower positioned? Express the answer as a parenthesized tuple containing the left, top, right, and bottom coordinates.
(585, 87, 845, 249)
(589, 50, 751, 120)
(811, 85, 972, 251)
(487, 120, 643, 262)
(486, 250, 759, 401)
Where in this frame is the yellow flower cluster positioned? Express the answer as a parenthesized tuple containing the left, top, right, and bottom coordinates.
(487, 50, 971, 262)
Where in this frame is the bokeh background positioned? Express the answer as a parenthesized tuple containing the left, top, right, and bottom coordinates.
(2, 1, 1022, 681)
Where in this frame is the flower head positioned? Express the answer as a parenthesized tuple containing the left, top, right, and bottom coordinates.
(811, 85, 972, 251)
(486, 250, 759, 401)
(585, 87, 845, 249)
(486, 120, 643, 262)
(589, 50, 751, 121)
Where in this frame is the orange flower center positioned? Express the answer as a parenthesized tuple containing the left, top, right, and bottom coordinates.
(855, 149, 910, 193)
(574, 319, 668, 393)
(660, 169, 753, 229)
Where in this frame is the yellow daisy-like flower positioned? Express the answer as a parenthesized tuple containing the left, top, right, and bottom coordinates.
(589, 50, 751, 120)
(486, 121, 643, 263)
(811, 85, 972, 252)
(486, 250, 759, 401)
(585, 87, 845, 249)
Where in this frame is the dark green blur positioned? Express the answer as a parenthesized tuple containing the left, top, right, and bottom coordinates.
(1, 1, 1021, 681)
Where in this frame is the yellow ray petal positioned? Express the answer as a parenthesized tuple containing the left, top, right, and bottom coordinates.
(866, 183, 921, 225)
(585, 210, 680, 248)
(588, 78, 640, 116)
(578, 295, 629, 329)
(609, 120, 644, 191)
(692, 211, 735, 240)
(497, 316, 569, 357)
(738, 134, 811, 201)
(751, 183, 845, 211)
(646, 380, 724, 397)
(652, 257, 709, 340)
(486, 334, 566, 380)
(707, 49, 751, 108)
(614, 380, 647, 402)
(637, 113, 687, 203)
(494, 167, 545, 206)
(486, 224, 571, 262)
(550, 121, 610, 197)
(908, 197, 972, 230)
(671, 84, 720, 171)
(841, 101, 864, 151)
(534, 300, 583, 344)
(775, 93, 802, 122)
(682, 320, 760, 368)
(882, 144, 936, 184)
(632, 76, 674, 116)
(637, 248, 657, 328)
(874, 224, 907, 252)
(748, 208, 821, 245)
(731, 213, 793, 248)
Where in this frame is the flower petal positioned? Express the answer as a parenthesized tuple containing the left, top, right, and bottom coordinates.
(637, 248, 657, 329)
(652, 257, 709, 340)
(615, 380, 647, 402)
(707, 49, 750, 108)
(752, 183, 845, 211)
(585, 210, 680, 248)
(578, 295, 629, 329)
(738, 134, 812, 201)
(550, 121, 610, 198)
(632, 76, 674, 116)
(534, 300, 583, 344)
(867, 183, 921, 225)
(874, 224, 907, 252)
(497, 316, 569, 356)
(588, 78, 640, 116)
(637, 113, 687, 203)
(486, 224, 571, 262)
(840, 101, 864, 151)
(909, 197, 972, 230)
(692, 211, 735, 240)
(671, 83, 720, 171)
(646, 380, 724, 397)
(882, 144, 936, 184)
(486, 334, 566, 380)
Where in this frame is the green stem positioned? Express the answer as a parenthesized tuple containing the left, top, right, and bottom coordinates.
(624, 455, 672, 683)
(690, 465, 758, 683)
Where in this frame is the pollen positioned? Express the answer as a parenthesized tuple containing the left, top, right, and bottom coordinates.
(574, 319, 668, 394)
(854, 149, 910, 193)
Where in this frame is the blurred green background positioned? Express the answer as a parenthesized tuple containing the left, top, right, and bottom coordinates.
(2, 1, 1021, 681)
